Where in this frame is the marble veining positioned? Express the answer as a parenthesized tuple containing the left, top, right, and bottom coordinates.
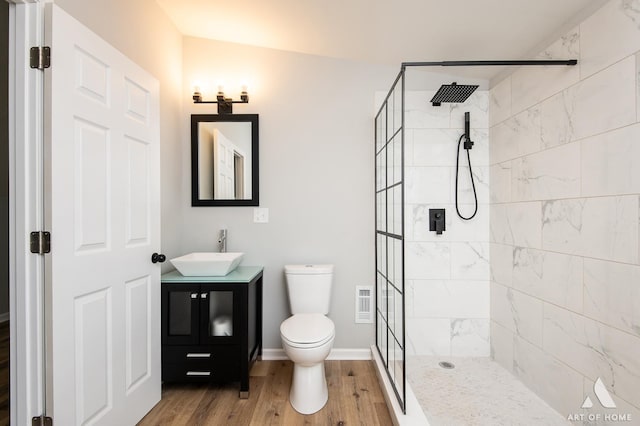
(580, 124, 640, 197)
(512, 247, 583, 313)
(451, 91, 490, 129)
(412, 280, 488, 318)
(510, 27, 580, 114)
(406, 318, 451, 356)
(542, 197, 639, 263)
(489, 77, 512, 127)
(489, 1, 640, 419)
(512, 142, 581, 201)
(490, 243, 513, 285)
(513, 107, 542, 157)
(455, 165, 490, 205)
(620, 0, 640, 29)
(405, 87, 490, 359)
(583, 258, 640, 338)
(540, 91, 576, 149)
(503, 202, 543, 248)
(537, 27, 579, 60)
(543, 303, 640, 409)
(451, 319, 490, 356)
(491, 283, 543, 347)
(451, 242, 490, 280)
(542, 199, 585, 250)
(512, 335, 584, 417)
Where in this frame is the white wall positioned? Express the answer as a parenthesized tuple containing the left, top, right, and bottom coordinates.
(47, 0, 398, 352)
(182, 36, 397, 349)
(490, 0, 640, 420)
(402, 85, 491, 358)
(54, 0, 184, 267)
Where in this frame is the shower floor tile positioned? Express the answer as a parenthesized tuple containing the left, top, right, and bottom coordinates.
(407, 356, 570, 426)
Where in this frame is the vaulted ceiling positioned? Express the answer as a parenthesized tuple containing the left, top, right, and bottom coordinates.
(157, 0, 608, 79)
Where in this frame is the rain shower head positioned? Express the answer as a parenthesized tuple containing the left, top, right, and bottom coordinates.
(430, 82, 479, 106)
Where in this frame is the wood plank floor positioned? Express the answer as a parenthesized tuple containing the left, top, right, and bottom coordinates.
(138, 360, 392, 426)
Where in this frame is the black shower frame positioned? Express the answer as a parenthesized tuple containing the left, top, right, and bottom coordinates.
(374, 58, 578, 415)
(374, 68, 406, 413)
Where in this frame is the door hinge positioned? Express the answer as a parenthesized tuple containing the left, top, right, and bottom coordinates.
(32, 415, 53, 426)
(30, 231, 51, 255)
(30, 46, 51, 70)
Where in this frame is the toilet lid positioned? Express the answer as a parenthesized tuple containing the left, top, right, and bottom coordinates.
(280, 314, 335, 345)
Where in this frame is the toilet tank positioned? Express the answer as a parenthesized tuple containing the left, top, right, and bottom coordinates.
(284, 264, 334, 314)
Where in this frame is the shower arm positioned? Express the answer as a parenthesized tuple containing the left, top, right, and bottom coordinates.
(401, 59, 577, 70)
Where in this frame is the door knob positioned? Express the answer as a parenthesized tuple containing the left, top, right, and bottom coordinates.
(151, 253, 166, 263)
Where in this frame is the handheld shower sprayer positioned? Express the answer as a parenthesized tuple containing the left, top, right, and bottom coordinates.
(464, 111, 474, 150)
(455, 112, 478, 220)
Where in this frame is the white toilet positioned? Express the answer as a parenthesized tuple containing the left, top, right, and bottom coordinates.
(280, 264, 335, 415)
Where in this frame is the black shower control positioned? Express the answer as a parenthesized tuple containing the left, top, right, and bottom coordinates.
(464, 112, 474, 150)
(429, 208, 446, 235)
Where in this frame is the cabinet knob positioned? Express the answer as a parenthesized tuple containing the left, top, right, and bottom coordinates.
(200, 293, 208, 299)
(190, 293, 198, 299)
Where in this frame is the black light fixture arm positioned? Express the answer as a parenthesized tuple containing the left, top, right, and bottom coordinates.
(193, 89, 249, 114)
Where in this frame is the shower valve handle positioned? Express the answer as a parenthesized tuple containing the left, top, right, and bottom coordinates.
(429, 208, 446, 235)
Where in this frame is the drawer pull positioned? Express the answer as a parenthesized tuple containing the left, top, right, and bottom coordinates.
(186, 371, 211, 376)
(186, 353, 211, 358)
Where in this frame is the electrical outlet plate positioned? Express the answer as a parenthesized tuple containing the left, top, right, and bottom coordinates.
(253, 207, 269, 223)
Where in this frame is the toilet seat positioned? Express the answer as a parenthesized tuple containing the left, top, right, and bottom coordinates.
(281, 332, 334, 349)
(280, 314, 335, 348)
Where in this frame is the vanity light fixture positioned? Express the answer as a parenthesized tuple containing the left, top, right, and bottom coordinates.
(193, 85, 249, 114)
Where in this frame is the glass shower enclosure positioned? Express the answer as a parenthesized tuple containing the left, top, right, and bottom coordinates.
(374, 72, 406, 413)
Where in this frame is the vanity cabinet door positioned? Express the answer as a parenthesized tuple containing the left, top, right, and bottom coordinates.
(199, 284, 242, 344)
(162, 284, 201, 345)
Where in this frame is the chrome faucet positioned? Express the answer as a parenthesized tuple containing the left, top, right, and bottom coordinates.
(218, 229, 227, 253)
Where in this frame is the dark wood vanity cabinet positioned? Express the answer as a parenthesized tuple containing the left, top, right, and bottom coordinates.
(160, 267, 263, 398)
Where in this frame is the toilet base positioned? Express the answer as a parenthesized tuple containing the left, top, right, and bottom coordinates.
(289, 362, 328, 415)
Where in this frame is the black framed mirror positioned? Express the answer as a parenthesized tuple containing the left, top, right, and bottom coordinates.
(191, 114, 259, 206)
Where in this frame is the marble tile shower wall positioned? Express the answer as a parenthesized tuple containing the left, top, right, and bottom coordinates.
(404, 90, 490, 358)
(489, 0, 640, 421)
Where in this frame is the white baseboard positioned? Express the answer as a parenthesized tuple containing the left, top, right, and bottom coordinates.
(327, 348, 372, 360)
(0, 312, 8, 323)
(261, 347, 373, 361)
(261, 349, 288, 360)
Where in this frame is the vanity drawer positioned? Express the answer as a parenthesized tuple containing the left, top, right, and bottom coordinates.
(162, 345, 240, 382)
(162, 363, 237, 383)
(162, 345, 238, 364)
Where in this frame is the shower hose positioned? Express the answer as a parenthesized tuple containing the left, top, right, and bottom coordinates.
(455, 133, 478, 220)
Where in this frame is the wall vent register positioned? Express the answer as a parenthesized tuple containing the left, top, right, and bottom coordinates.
(355, 286, 373, 323)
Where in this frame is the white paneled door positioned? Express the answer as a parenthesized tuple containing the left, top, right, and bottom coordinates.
(213, 129, 236, 199)
(45, 5, 161, 425)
